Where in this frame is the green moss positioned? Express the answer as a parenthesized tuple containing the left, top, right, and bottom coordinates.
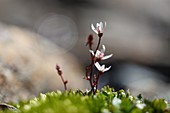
(1, 86, 170, 113)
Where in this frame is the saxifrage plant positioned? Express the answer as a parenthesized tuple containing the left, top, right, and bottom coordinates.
(0, 21, 169, 113)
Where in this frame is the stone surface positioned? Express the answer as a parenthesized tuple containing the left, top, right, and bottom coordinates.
(0, 0, 170, 64)
(0, 23, 87, 102)
(0, 0, 170, 101)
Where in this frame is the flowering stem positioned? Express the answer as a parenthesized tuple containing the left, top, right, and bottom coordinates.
(86, 65, 94, 93)
(89, 63, 94, 93)
(56, 64, 68, 91)
(91, 35, 102, 94)
(60, 75, 67, 90)
(86, 22, 111, 94)
(88, 35, 102, 94)
(94, 36, 102, 54)
(94, 72, 103, 93)
(86, 58, 95, 93)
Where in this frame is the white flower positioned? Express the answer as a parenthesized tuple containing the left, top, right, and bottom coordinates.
(112, 97, 122, 107)
(89, 45, 112, 61)
(136, 103, 146, 109)
(91, 22, 106, 34)
(95, 62, 111, 73)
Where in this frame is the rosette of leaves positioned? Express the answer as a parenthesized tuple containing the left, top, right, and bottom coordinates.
(0, 86, 169, 113)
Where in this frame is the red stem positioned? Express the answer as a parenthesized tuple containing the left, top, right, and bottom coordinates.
(94, 72, 103, 93)
(60, 75, 67, 90)
(94, 36, 102, 54)
(86, 34, 103, 94)
(90, 35, 102, 94)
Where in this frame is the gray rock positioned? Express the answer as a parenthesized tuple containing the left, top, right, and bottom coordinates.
(0, 23, 87, 102)
(0, 103, 17, 111)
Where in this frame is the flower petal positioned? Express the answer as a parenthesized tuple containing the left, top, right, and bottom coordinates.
(91, 22, 106, 34)
(103, 66, 111, 72)
(102, 54, 113, 60)
(100, 22, 103, 30)
(96, 23, 100, 28)
(95, 50, 101, 58)
(101, 45, 106, 52)
(104, 21, 107, 27)
(101, 64, 105, 71)
(89, 50, 95, 56)
(91, 24, 98, 34)
(94, 62, 102, 71)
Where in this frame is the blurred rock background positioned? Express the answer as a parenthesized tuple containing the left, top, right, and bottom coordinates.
(0, 23, 87, 102)
(0, 0, 170, 102)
